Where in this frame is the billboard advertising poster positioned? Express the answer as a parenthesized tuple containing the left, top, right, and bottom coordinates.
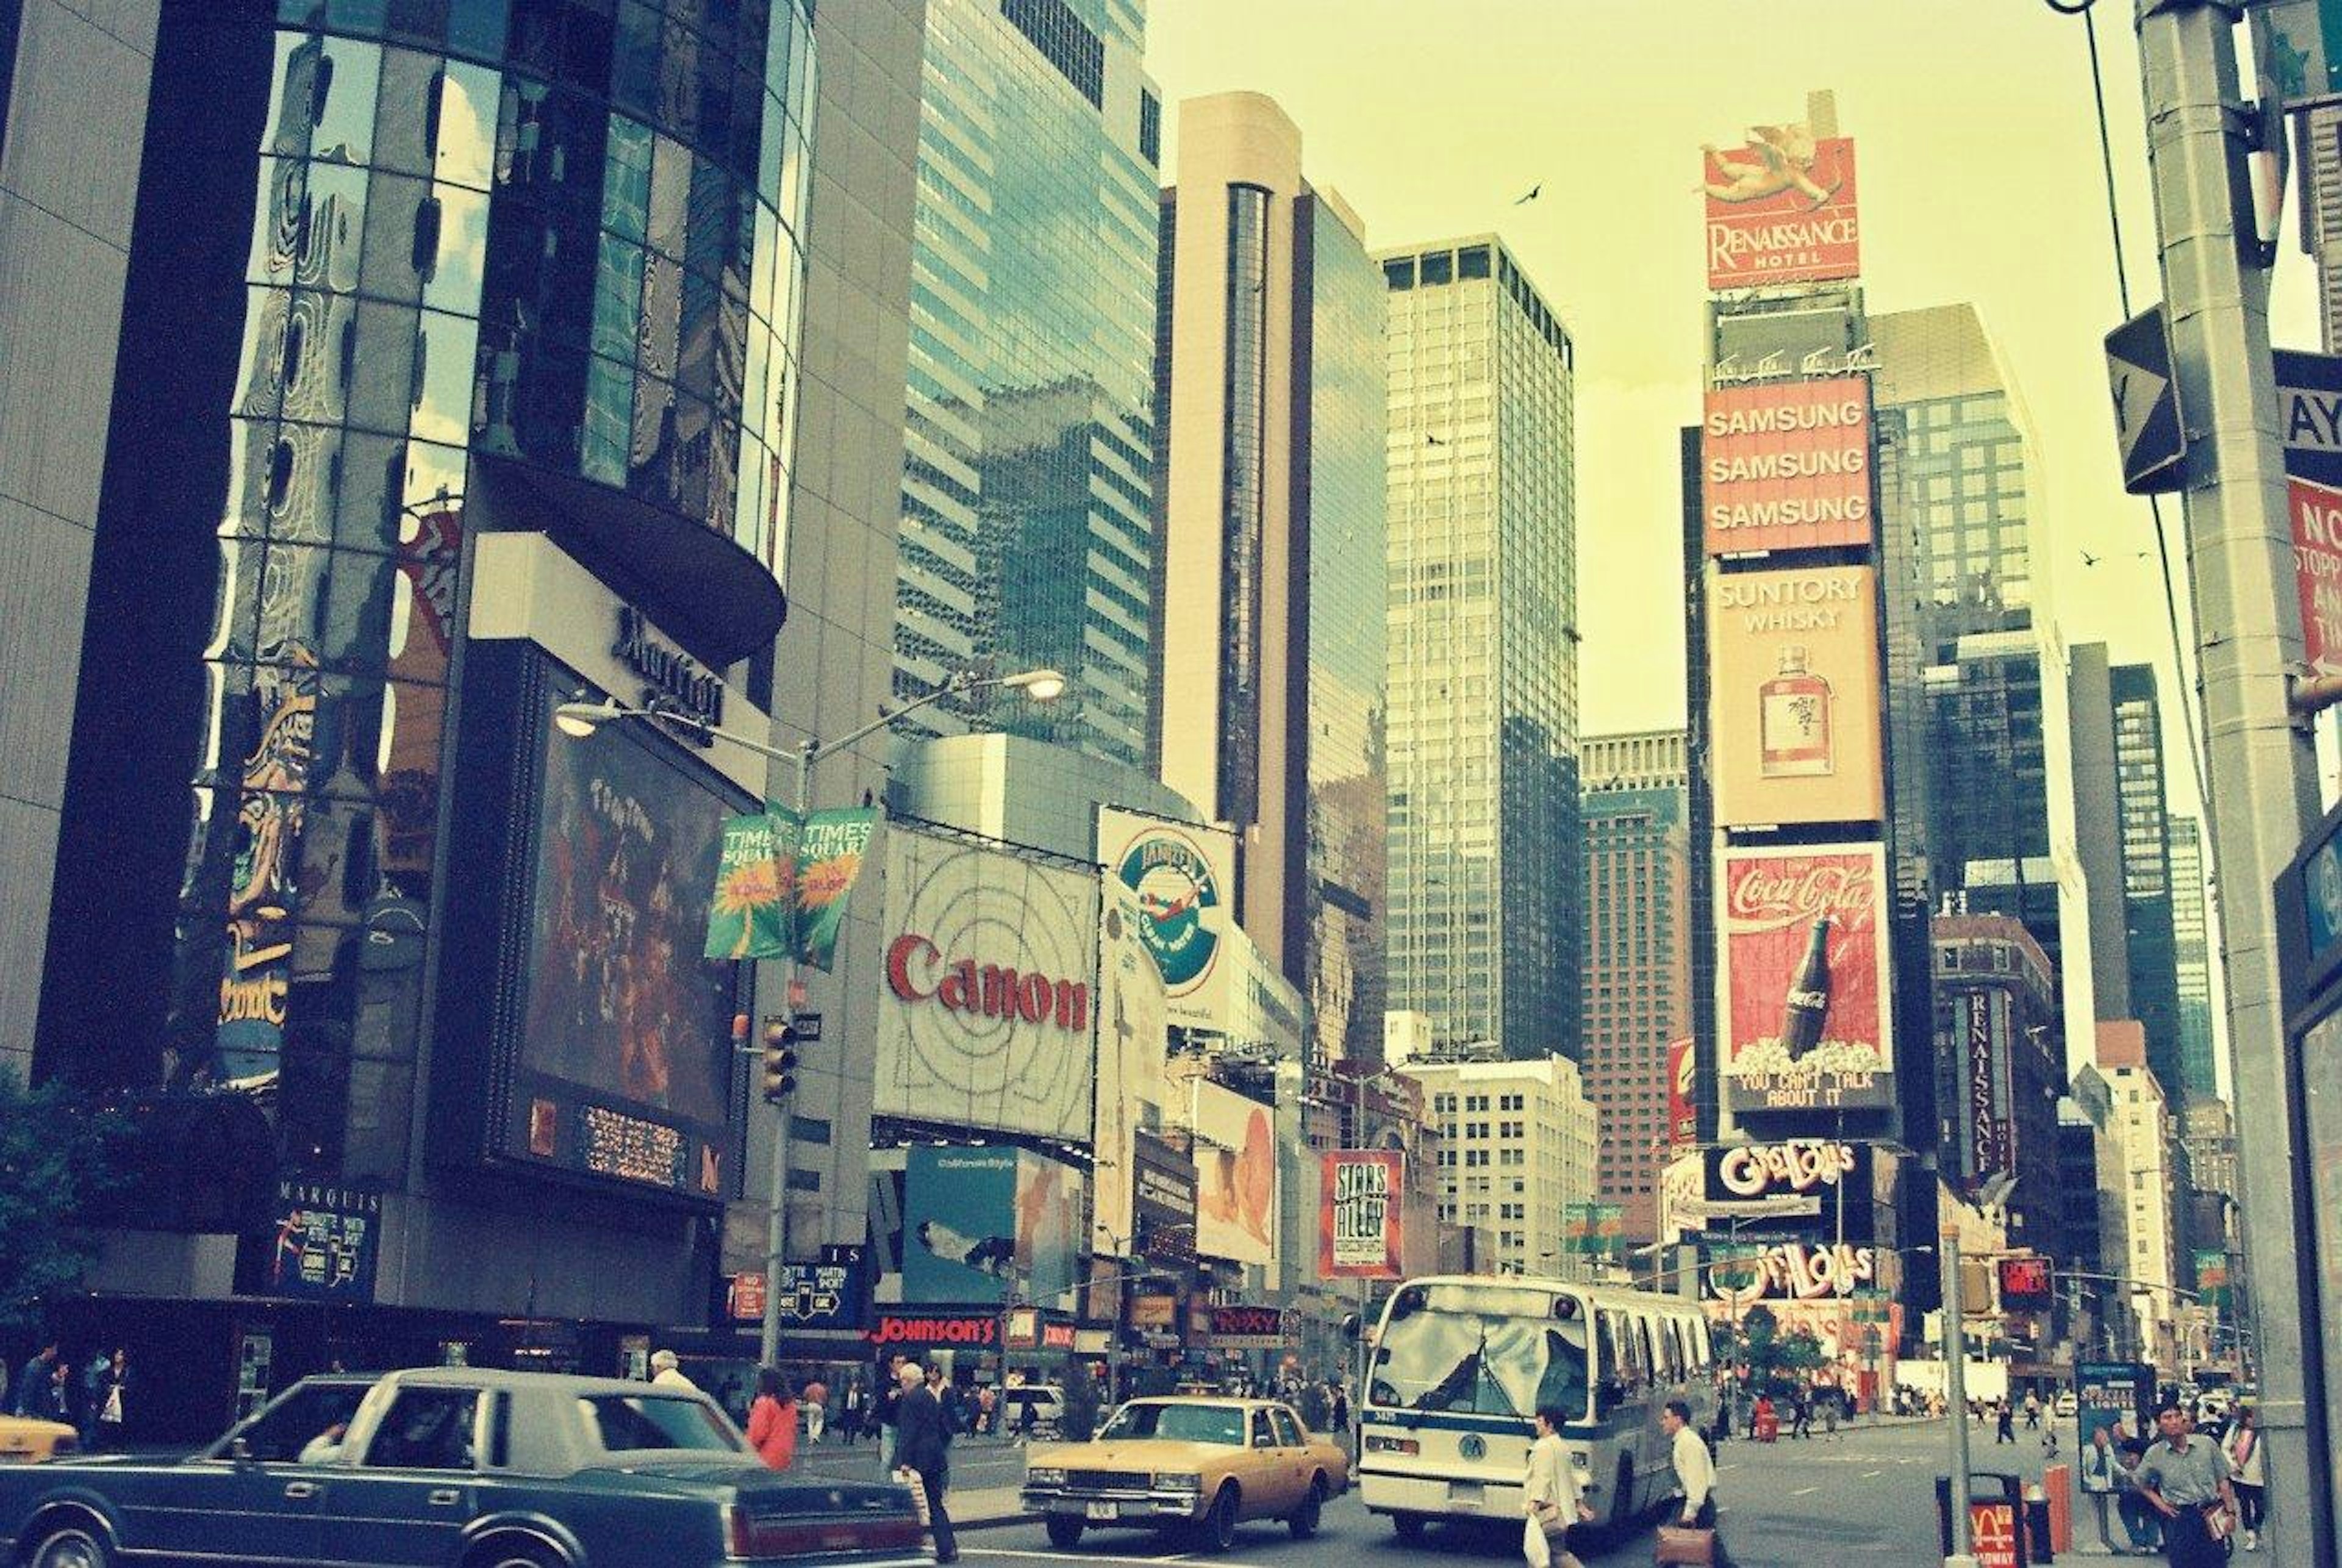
(1702, 377, 1873, 556)
(2075, 1362, 2154, 1450)
(252, 1180, 380, 1302)
(1702, 130, 1860, 290)
(875, 827, 1100, 1142)
(1094, 876, 1170, 1255)
(1703, 1239, 1878, 1306)
(1666, 1038, 1697, 1148)
(901, 1145, 1082, 1306)
(1098, 807, 1237, 1031)
(1318, 1151, 1403, 1279)
(1697, 1140, 1875, 1244)
(1208, 1305, 1289, 1350)
(1706, 565, 1885, 828)
(1134, 1128, 1197, 1264)
(513, 676, 742, 1199)
(1191, 1079, 1277, 1266)
(1720, 843, 1893, 1112)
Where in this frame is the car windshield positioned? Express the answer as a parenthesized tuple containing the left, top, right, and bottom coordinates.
(1098, 1403, 1247, 1445)
(582, 1394, 742, 1453)
(1369, 1286, 1590, 1421)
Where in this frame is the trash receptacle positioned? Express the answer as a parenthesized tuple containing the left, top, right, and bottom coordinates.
(1937, 1472, 2030, 1566)
(2024, 1484, 2054, 1563)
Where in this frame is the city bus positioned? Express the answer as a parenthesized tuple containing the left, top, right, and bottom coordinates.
(1355, 1274, 1717, 1539)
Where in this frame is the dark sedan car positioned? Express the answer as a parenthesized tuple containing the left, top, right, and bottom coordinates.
(0, 1366, 930, 1568)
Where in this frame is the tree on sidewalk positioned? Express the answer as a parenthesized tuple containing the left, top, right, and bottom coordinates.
(0, 1069, 128, 1337)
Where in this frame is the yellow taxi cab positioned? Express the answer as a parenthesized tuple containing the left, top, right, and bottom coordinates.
(0, 1415, 79, 1464)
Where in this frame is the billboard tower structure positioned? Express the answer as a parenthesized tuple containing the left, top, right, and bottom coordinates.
(1685, 92, 1933, 1343)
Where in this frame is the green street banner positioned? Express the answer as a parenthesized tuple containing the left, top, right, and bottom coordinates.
(793, 808, 880, 971)
(705, 809, 798, 959)
(2194, 1248, 2231, 1314)
(1565, 1201, 1625, 1255)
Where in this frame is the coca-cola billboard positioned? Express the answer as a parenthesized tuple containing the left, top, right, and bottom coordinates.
(1719, 843, 1893, 1113)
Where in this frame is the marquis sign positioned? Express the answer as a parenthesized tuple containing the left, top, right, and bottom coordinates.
(613, 606, 724, 739)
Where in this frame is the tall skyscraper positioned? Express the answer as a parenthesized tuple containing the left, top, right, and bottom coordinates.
(1580, 730, 1691, 1243)
(1870, 304, 2073, 971)
(1153, 92, 1387, 1064)
(892, 0, 1160, 765)
(2069, 642, 2133, 1023)
(2111, 663, 2185, 1099)
(1380, 236, 1579, 1061)
(2168, 815, 2218, 1106)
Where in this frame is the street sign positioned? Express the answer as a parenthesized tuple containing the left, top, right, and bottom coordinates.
(792, 1012, 823, 1040)
(2107, 306, 2186, 494)
(728, 1270, 767, 1322)
(2254, 1, 2342, 110)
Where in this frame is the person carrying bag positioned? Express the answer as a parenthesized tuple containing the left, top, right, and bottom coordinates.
(1658, 1398, 1733, 1567)
(1522, 1405, 1592, 1568)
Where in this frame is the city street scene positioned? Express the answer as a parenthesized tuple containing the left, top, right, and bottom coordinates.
(0, 0, 2337, 1564)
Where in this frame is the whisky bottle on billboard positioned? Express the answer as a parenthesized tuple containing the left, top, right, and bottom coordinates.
(1760, 645, 1833, 776)
(1780, 917, 1833, 1060)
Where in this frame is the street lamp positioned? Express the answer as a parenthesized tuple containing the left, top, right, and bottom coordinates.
(556, 665, 1067, 1366)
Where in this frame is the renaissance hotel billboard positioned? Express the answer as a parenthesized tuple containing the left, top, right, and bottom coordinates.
(1702, 377, 1874, 556)
(1702, 132, 1861, 290)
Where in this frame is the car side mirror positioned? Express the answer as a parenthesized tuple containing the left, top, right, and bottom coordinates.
(229, 1437, 255, 1467)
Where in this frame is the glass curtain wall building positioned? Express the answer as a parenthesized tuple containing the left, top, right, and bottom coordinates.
(2169, 816, 2218, 1106)
(892, 0, 1159, 765)
(1381, 236, 1578, 1061)
(1153, 91, 1387, 1064)
(31, 0, 817, 1424)
(2111, 662, 2185, 1101)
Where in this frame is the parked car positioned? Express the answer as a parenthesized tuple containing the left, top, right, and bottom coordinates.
(1022, 1395, 1349, 1553)
(0, 1416, 77, 1466)
(0, 1366, 929, 1567)
(2053, 1391, 2078, 1419)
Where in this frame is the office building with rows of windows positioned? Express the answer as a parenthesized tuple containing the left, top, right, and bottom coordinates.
(1380, 235, 1578, 1061)
(1398, 1053, 1595, 1278)
(890, 0, 1161, 765)
(1579, 730, 1690, 1244)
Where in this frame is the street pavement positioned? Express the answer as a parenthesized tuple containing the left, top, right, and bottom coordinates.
(803, 1413, 2090, 1565)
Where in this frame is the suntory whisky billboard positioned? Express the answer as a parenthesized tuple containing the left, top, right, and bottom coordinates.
(1717, 843, 1894, 1114)
(1702, 377, 1874, 556)
(1706, 565, 1885, 827)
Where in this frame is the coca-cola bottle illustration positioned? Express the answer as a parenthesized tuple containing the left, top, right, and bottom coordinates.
(1760, 644, 1833, 776)
(1780, 916, 1833, 1059)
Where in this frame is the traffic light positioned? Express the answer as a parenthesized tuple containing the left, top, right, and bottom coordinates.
(761, 1018, 801, 1103)
(1998, 1255, 2054, 1312)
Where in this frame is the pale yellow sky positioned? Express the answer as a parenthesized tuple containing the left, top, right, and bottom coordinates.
(1146, 0, 2326, 818)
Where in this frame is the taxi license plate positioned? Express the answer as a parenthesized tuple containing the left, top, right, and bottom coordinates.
(1086, 1502, 1120, 1520)
(1447, 1482, 1483, 1508)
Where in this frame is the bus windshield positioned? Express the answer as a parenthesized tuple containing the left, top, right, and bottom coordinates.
(1367, 1287, 1590, 1422)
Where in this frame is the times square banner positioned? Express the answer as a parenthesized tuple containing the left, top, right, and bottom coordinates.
(1718, 842, 1894, 1113)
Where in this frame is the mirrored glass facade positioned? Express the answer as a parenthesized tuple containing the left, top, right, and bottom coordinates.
(41, 0, 814, 1188)
(1382, 237, 1579, 1061)
(892, 0, 1158, 765)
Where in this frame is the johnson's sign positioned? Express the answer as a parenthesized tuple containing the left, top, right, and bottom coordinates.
(886, 934, 1090, 1032)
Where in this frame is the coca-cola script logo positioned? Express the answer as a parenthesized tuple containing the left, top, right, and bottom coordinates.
(1713, 1140, 1857, 1199)
(1726, 861, 1877, 936)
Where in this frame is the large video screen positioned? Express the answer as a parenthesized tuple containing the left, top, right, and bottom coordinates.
(506, 671, 745, 1200)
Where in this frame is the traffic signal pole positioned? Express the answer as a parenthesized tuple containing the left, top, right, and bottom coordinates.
(2133, 2, 2324, 1558)
(759, 743, 811, 1369)
(1941, 1230, 1976, 1568)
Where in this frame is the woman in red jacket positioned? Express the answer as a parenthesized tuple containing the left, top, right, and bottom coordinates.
(747, 1367, 800, 1470)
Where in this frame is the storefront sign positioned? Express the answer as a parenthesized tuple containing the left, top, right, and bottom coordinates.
(868, 1311, 1000, 1350)
(1208, 1305, 1290, 1350)
(1131, 1294, 1178, 1328)
(614, 606, 723, 737)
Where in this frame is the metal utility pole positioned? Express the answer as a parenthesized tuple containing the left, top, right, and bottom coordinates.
(2134, 2, 2325, 1558)
(1941, 1230, 1976, 1568)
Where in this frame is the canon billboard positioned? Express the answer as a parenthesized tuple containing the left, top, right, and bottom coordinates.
(872, 826, 1100, 1142)
(1702, 130, 1861, 290)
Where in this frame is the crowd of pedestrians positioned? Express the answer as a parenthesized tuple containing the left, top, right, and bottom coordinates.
(10, 1342, 129, 1450)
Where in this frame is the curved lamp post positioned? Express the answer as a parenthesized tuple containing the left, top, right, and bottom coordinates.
(555, 665, 1067, 1364)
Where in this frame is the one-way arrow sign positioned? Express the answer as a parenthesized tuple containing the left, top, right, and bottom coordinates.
(2106, 306, 2186, 495)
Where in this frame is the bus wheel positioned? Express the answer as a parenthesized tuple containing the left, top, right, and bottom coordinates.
(1391, 1513, 1426, 1542)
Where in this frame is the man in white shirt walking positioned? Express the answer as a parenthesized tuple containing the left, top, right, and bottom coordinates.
(1663, 1398, 1735, 1567)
